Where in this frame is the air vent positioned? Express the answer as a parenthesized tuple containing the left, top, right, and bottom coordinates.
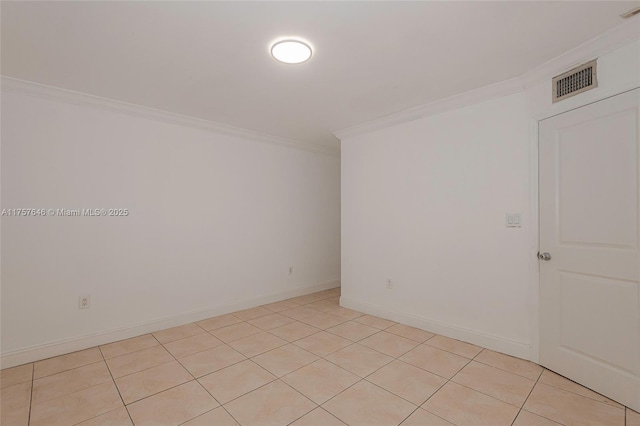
(552, 60, 597, 103)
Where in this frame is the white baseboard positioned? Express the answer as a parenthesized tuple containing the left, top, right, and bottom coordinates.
(1, 280, 340, 369)
(340, 296, 532, 361)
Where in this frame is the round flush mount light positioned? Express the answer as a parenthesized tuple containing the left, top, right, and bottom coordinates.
(270, 39, 312, 64)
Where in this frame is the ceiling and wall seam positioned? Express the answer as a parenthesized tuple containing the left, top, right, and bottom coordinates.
(0, 76, 341, 157)
(333, 77, 524, 140)
(3, 15, 637, 152)
(334, 18, 640, 141)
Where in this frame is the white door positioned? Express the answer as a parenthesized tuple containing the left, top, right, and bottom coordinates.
(539, 88, 640, 411)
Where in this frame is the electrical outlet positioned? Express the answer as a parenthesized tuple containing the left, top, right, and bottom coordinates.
(386, 279, 393, 289)
(79, 294, 91, 310)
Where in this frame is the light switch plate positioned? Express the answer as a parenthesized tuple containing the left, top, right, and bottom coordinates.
(506, 213, 522, 227)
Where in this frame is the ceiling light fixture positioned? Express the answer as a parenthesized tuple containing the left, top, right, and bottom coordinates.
(270, 39, 312, 64)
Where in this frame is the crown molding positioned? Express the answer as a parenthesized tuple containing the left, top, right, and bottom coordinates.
(1, 76, 340, 157)
(333, 77, 524, 140)
(4, 17, 638, 149)
(335, 17, 640, 141)
(521, 17, 640, 89)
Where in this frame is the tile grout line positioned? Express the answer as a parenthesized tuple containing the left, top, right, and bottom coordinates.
(412, 344, 478, 426)
(27, 363, 34, 426)
(266, 327, 324, 345)
(30, 381, 120, 425)
(538, 370, 625, 410)
(536, 369, 626, 410)
(33, 349, 120, 426)
(19, 327, 526, 425)
(401, 341, 491, 425)
(108, 356, 177, 381)
(346, 332, 562, 426)
(200, 333, 332, 407)
(12, 316, 426, 379)
(207, 324, 265, 344)
(397, 378, 452, 426)
(180, 354, 244, 426)
(24, 347, 97, 370)
(432, 346, 530, 425)
(626, 406, 629, 426)
(316, 325, 428, 423)
(361, 358, 451, 402)
(175, 404, 241, 426)
(99, 320, 336, 424)
(216, 376, 317, 424)
(149, 293, 337, 364)
(182, 347, 249, 380)
(277, 379, 320, 425)
(520, 374, 620, 426)
(15, 289, 632, 426)
(223, 357, 280, 394)
(11, 292, 405, 425)
(319, 323, 379, 343)
(247, 317, 297, 331)
(88, 346, 134, 426)
(0, 292, 328, 369)
(289, 407, 345, 426)
(30, 358, 105, 381)
(315, 317, 419, 365)
(188, 298, 348, 424)
(472, 353, 544, 381)
(166, 316, 323, 422)
(153, 325, 258, 364)
(123, 378, 212, 415)
(102, 343, 160, 362)
(322, 328, 438, 424)
(514, 364, 564, 425)
(213, 372, 278, 406)
(9, 291, 327, 426)
(165, 334, 228, 357)
(114, 332, 215, 422)
(205, 317, 296, 359)
(510, 365, 546, 426)
(151, 332, 197, 383)
(115, 333, 200, 417)
(99, 338, 162, 362)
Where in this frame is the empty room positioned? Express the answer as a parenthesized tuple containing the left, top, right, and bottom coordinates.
(1, 1, 640, 425)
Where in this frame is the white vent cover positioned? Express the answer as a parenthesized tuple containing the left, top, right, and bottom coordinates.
(552, 59, 597, 103)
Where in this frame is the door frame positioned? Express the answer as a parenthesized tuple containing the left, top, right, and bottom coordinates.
(530, 82, 640, 364)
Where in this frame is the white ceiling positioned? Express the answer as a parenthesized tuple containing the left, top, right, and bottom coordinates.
(2, 1, 638, 149)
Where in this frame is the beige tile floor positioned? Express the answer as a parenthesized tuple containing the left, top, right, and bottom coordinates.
(1, 287, 639, 426)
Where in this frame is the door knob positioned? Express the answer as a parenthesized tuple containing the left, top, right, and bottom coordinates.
(538, 252, 552, 261)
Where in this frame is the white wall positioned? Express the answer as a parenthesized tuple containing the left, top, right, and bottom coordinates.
(340, 36, 640, 360)
(0, 88, 341, 365)
(341, 93, 532, 357)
